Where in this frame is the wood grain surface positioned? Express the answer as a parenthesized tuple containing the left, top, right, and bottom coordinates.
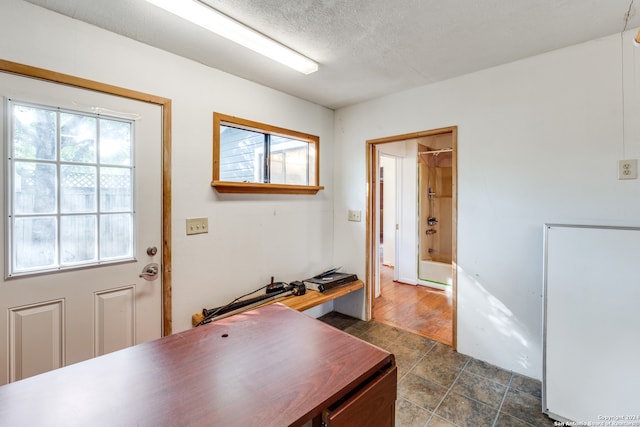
(0, 303, 393, 427)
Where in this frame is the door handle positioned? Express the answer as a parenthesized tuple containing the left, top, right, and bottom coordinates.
(139, 263, 160, 281)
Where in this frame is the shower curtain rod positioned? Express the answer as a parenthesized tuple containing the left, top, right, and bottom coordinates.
(418, 148, 453, 155)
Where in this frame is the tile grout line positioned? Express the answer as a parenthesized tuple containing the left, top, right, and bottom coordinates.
(396, 340, 437, 383)
(425, 357, 472, 427)
(397, 340, 443, 427)
(491, 373, 514, 427)
(395, 351, 421, 384)
(411, 345, 437, 427)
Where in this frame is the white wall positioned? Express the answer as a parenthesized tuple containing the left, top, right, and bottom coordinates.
(0, 0, 335, 332)
(334, 30, 640, 379)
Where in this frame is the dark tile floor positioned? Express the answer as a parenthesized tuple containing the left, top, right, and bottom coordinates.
(318, 312, 556, 427)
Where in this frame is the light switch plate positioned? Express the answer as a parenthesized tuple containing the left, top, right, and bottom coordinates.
(186, 217, 208, 235)
(348, 210, 362, 222)
(618, 159, 638, 180)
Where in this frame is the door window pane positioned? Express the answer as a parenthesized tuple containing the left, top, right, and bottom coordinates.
(100, 167, 132, 212)
(60, 113, 97, 163)
(61, 215, 97, 264)
(6, 100, 136, 276)
(12, 104, 57, 160)
(14, 161, 57, 214)
(100, 119, 131, 166)
(14, 217, 57, 271)
(100, 214, 132, 259)
(61, 165, 97, 213)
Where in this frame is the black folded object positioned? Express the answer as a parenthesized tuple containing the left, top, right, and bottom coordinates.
(303, 273, 358, 292)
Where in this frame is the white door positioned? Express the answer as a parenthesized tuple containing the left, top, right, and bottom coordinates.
(0, 72, 163, 385)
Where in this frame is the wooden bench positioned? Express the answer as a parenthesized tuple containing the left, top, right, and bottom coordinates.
(191, 279, 364, 326)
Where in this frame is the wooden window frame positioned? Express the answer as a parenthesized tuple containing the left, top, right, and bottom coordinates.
(212, 113, 323, 195)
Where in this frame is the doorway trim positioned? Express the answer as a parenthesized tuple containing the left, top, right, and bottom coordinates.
(0, 59, 173, 336)
(366, 126, 457, 349)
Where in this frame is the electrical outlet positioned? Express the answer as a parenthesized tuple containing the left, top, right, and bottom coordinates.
(618, 159, 638, 180)
(186, 217, 208, 235)
(348, 210, 361, 222)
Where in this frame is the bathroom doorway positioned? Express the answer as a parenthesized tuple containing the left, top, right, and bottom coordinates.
(418, 134, 454, 289)
(366, 127, 457, 348)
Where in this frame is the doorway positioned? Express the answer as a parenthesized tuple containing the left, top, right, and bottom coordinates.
(0, 60, 172, 384)
(378, 154, 399, 288)
(366, 127, 457, 348)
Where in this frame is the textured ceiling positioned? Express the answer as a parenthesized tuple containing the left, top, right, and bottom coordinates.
(21, 0, 640, 109)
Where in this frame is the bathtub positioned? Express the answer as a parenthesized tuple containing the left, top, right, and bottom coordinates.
(418, 260, 452, 290)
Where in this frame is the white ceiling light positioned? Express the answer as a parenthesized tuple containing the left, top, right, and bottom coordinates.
(145, 0, 318, 74)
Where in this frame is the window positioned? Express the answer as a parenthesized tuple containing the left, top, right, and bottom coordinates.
(212, 113, 323, 194)
(6, 100, 135, 276)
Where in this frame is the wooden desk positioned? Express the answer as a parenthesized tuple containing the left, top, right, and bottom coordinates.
(0, 303, 396, 427)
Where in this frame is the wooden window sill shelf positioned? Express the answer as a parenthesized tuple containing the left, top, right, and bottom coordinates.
(211, 181, 324, 194)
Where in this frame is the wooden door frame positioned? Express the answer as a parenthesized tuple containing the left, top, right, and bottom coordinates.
(366, 126, 457, 349)
(0, 59, 173, 336)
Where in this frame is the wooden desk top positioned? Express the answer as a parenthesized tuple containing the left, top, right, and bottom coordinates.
(0, 303, 394, 427)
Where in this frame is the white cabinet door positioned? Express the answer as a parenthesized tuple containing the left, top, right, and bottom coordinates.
(0, 71, 163, 384)
(543, 224, 640, 423)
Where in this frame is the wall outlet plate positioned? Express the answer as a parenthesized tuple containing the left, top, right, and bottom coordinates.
(186, 217, 208, 235)
(618, 159, 638, 180)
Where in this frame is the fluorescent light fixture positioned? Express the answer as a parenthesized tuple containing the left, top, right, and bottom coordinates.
(145, 0, 319, 74)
